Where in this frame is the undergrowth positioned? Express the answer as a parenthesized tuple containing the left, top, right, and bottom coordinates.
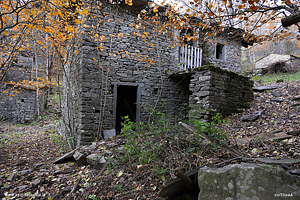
(266, 61, 299, 74)
(111, 109, 231, 180)
(49, 126, 70, 155)
(252, 70, 300, 84)
(0, 128, 23, 148)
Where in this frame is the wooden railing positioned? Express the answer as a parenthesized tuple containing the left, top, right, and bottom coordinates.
(178, 45, 202, 70)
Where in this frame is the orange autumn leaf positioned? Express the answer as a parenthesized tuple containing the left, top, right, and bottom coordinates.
(250, 5, 258, 11)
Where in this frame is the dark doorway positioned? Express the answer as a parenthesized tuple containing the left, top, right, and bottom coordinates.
(116, 85, 137, 133)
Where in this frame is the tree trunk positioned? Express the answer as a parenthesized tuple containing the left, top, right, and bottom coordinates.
(34, 39, 40, 120)
(281, 13, 300, 27)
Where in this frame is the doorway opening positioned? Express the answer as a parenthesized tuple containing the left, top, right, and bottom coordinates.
(115, 85, 138, 133)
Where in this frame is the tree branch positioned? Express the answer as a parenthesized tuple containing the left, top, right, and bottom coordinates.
(281, 12, 300, 27)
(178, 122, 243, 157)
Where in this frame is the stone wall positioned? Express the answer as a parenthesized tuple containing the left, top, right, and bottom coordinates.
(0, 85, 47, 123)
(202, 36, 243, 73)
(60, 1, 250, 147)
(60, 2, 191, 147)
(189, 65, 253, 120)
(0, 59, 47, 123)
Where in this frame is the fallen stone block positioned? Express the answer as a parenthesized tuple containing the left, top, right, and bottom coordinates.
(53, 148, 79, 164)
(104, 129, 116, 139)
(86, 154, 106, 168)
(240, 111, 262, 122)
(1, 185, 12, 193)
(270, 91, 281, 97)
(198, 163, 300, 200)
(7, 173, 17, 182)
(253, 84, 282, 92)
(73, 151, 87, 165)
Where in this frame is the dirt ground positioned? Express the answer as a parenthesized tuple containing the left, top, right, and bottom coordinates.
(0, 80, 299, 199)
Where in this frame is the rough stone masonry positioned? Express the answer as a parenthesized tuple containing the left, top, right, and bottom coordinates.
(60, 0, 253, 147)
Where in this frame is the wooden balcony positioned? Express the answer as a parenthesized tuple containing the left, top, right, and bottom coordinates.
(178, 45, 202, 71)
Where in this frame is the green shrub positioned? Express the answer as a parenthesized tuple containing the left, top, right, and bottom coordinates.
(115, 107, 230, 180)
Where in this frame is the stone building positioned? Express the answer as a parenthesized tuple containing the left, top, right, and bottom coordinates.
(60, 0, 253, 147)
(0, 56, 47, 123)
(0, 84, 47, 123)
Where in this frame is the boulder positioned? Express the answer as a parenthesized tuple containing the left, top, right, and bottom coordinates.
(198, 163, 300, 200)
(240, 111, 262, 122)
(254, 54, 292, 75)
(86, 154, 106, 168)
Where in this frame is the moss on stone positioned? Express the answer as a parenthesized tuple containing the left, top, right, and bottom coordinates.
(242, 102, 251, 108)
(194, 65, 241, 77)
(194, 65, 218, 71)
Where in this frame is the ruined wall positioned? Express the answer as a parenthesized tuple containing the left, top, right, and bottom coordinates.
(189, 65, 253, 120)
(60, 1, 248, 147)
(61, 2, 190, 146)
(0, 85, 47, 123)
(202, 36, 243, 73)
(0, 58, 47, 123)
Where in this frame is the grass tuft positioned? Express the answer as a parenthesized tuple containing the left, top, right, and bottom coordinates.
(252, 70, 300, 84)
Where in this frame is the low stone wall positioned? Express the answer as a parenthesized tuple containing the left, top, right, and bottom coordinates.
(189, 65, 253, 120)
(0, 85, 47, 123)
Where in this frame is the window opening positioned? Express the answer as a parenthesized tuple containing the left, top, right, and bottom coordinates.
(216, 43, 225, 60)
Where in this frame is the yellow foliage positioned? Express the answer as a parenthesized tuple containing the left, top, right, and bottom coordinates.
(82, 9, 89, 15)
